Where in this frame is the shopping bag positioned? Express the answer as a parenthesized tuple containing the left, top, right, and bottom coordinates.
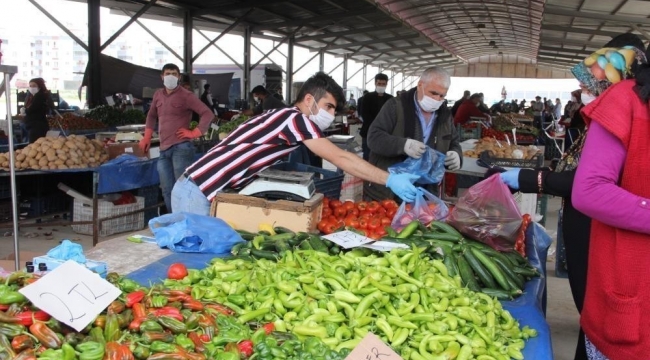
(149, 212, 244, 254)
(388, 147, 446, 184)
(447, 174, 523, 251)
(391, 188, 449, 231)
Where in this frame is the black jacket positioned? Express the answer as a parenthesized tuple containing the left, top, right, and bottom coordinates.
(360, 91, 393, 137)
(25, 91, 49, 127)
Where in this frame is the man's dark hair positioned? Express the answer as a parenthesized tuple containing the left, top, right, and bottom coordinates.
(295, 72, 345, 112)
(204, 84, 210, 90)
(363, 90, 369, 95)
(470, 93, 481, 100)
(251, 85, 268, 95)
(375, 73, 388, 82)
(463, 90, 470, 96)
(161, 63, 180, 74)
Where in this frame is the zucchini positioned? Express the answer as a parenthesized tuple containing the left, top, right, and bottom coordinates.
(463, 249, 497, 289)
(457, 255, 481, 292)
(273, 226, 295, 235)
(275, 239, 290, 255)
(492, 257, 525, 290)
(421, 233, 463, 242)
(429, 221, 463, 237)
(250, 249, 280, 260)
(480, 288, 513, 300)
(308, 236, 330, 253)
(470, 248, 511, 291)
(443, 254, 460, 277)
(512, 266, 539, 278)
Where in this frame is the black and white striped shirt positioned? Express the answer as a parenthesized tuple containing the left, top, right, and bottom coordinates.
(186, 107, 323, 201)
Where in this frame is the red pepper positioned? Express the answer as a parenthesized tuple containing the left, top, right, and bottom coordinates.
(0, 305, 9, 311)
(237, 340, 254, 357)
(182, 299, 204, 311)
(167, 294, 191, 302)
(204, 304, 235, 316)
(153, 307, 184, 322)
(187, 332, 205, 353)
(125, 291, 145, 308)
(199, 334, 211, 343)
(197, 313, 215, 328)
(129, 302, 147, 331)
(29, 322, 61, 349)
(11, 334, 34, 352)
(262, 323, 274, 335)
(14, 311, 51, 327)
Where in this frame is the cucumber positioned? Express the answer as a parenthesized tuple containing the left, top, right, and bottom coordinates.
(470, 247, 511, 291)
(275, 239, 290, 254)
(480, 288, 513, 300)
(443, 254, 460, 277)
(512, 266, 539, 278)
(299, 240, 313, 251)
(236, 231, 256, 241)
(267, 233, 296, 242)
(273, 226, 295, 235)
(261, 241, 279, 251)
(250, 249, 280, 260)
(480, 247, 519, 268)
(463, 249, 497, 289)
(457, 255, 481, 292)
(421, 233, 463, 242)
(429, 221, 463, 237)
(257, 230, 272, 236)
(492, 257, 525, 290)
(308, 235, 330, 253)
(230, 242, 246, 256)
(504, 251, 529, 266)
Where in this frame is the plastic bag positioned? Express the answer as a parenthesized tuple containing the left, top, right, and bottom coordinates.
(447, 174, 523, 251)
(149, 212, 244, 254)
(47, 240, 86, 263)
(388, 147, 446, 184)
(391, 188, 449, 231)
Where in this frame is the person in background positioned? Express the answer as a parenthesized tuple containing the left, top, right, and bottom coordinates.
(181, 75, 200, 123)
(24, 78, 53, 143)
(571, 39, 650, 360)
(139, 63, 214, 213)
(272, 87, 284, 102)
(499, 33, 647, 360)
(554, 98, 562, 120)
(519, 98, 526, 110)
(360, 73, 393, 161)
(451, 90, 470, 117)
(347, 94, 356, 108)
(532, 95, 544, 128)
(364, 67, 463, 202)
(357, 90, 369, 120)
(454, 93, 490, 125)
(171, 72, 419, 216)
(477, 93, 490, 114)
(510, 98, 519, 112)
(200, 84, 215, 114)
(244, 85, 286, 116)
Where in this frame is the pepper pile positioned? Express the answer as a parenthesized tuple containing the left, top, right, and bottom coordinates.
(175, 249, 537, 359)
(0, 271, 345, 360)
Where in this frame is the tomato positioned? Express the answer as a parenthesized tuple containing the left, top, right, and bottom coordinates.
(386, 208, 397, 218)
(359, 210, 374, 218)
(167, 263, 188, 280)
(343, 201, 355, 211)
(322, 207, 332, 217)
(381, 199, 398, 209)
(368, 232, 382, 240)
(317, 220, 329, 232)
(344, 215, 359, 227)
(262, 323, 275, 335)
(375, 206, 387, 216)
(323, 223, 338, 234)
(380, 217, 392, 226)
(358, 218, 369, 229)
(329, 200, 342, 209)
(356, 201, 368, 211)
(326, 215, 338, 224)
(367, 218, 381, 231)
(374, 227, 388, 237)
(334, 206, 348, 219)
(347, 208, 360, 217)
(367, 201, 380, 213)
(238, 340, 254, 357)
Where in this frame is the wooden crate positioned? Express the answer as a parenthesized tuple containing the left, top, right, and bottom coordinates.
(210, 193, 324, 233)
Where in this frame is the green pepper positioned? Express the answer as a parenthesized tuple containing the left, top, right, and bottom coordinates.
(103, 313, 120, 342)
(140, 320, 164, 332)
(117, 278, 139, 293)
(76, 341, 105, 360)
(133, 345, 150, 360)
(0, 291, 25, 305)
(174, 334, 194, 351)
(140, 332, 175, 344)
(61, 343, 75, 360)
(38, 348, 63, 360)
(150, 341, 178, 354)
(158, 316, 187, 334)
(89, 327, 106, 345)
(0, 323, 23, 337)
(215, 353, 239, 360)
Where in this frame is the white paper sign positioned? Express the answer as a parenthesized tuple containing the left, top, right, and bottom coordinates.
(322, 230, 374, 249)
(19, 261, 121, 331)
(345, 332, 403, 360)
(362, 241, 410, 252)
(46, 131, 61, 138)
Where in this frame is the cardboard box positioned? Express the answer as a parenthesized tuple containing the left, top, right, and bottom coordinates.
(32, 256, 108, 278)
(0, 251, 44, 271)
(211, 193, 324, 233)
(107, 142, 148, 160)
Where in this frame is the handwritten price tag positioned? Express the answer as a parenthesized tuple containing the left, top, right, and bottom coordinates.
(345, 333, 403, 360)
(322, 230, 374, 249)
(19, 261, 121, 332)
(362, 241, 410, 252)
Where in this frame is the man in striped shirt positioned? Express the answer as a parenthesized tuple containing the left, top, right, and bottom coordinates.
(171, 72, 420, 216)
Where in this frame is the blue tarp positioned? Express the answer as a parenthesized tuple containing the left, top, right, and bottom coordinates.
(97, 155, 159, 194)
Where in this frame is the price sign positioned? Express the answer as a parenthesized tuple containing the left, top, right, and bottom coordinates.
(322, 230, 374, 249)
(19, 260, 121, 331)
(362, 241, 410, 252)
(345, 333, 403, 360)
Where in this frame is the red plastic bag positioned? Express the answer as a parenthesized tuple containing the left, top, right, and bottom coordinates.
(391, 188, 449, 231)
(447, 174, 523, 251)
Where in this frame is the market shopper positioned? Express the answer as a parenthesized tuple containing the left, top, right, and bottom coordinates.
(200, 84, 216, 113)
(24, 78, 53, 143)
(360, 73, 393, 160)
(363, 67, 463, 202)
(498, 33, 647, 360)
(170, 72, 419, 216)
(454, 93, 490, 125)
(450, 90, 470, 117)
(139, 63, 214, 213)
(244, 85, 286, 116)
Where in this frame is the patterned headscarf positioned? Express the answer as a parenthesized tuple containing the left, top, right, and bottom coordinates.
(571, 34, 647, 96)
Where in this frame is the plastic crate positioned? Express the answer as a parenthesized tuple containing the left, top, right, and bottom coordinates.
(544, 135, 564, 160)
(479, 150, 544, 169)
(72, 195, 145, 236)
(457, 124, 482, 141)
(135, 186, 161, 223)
(272, 162, 344, 200)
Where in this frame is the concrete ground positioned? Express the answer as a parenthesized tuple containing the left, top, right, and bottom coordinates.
(0, 197, 579, 359)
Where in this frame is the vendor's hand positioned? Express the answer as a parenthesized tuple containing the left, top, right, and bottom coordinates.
(386, 173, 419, 203)
(500, 168, 521, 190)
(138, 138, 151, 152)
(176, 128, 202, 140)
(444, 151, 461, 170)
(404, 139, 426, 159)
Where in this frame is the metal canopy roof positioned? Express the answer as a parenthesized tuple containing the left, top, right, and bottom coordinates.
(91, 0, 650, 76)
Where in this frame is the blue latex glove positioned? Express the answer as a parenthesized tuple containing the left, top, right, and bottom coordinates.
(500, 168, 521, 190)
(386, 173, 419, 202)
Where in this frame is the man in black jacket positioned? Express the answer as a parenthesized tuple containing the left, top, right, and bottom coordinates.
(364, 67, 463, 202)
(451, 90, 470, 117)
(360, 73, 393, 160)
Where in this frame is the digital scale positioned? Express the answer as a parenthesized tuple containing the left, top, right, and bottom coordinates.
(238, 168, 316, 201)
(115, 125, 147, 142)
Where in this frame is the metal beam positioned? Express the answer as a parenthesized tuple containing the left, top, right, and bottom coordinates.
(88, 0, 102, 107)
(540, 36, 605, 48)
(346, 63, 365, 82)
(101, 0, 157, 50)
(196, 29, 243, 70)
(327, 58, 346, 76)
(544, 5, 650, 25)
(319, 51, 325, 72)
(251, 34, 292, 70)
(29, 0, 89, 51)
(630, 24, 650, 41)
(538, 52, 585, 62)
(253, 9, 378, 31)
(193, 9, 252, 62)
(294, 51, 321, 75)
(321, 34, 420, 51)
(195, 0, 286, 15)
(342, 55, 348, 89)
(348, 44, 440, 57)
(122, 9, 183, 62)
(538, 46, 594, 56)
(251, 43, 286, 73)
(296, 24, 403, 42)
(541, 24, 625, 38)
(287, 36, 295, 103)
(183, 10, 193, 74)
(244, 27, 252, 99)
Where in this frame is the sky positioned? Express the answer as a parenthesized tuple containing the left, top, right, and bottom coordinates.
(0, 0, 581, 111)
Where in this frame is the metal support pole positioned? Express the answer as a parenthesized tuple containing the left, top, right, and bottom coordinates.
(88, 0, 102, 108)
(1, 66, 19, 270)
(183, 10, 193, 74)
(390, 70, 396, 95)
(251, 43, 286, 73)
(342, 55, 348, 90)
(243, 26, 252, 101)
(286, 36, 295, 103)
(362, 61, 367, 91)
(319, 51, 325, 72)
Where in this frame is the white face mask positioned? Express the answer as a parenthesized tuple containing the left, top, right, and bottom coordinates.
(308, 101, 335, 131)
(571, 96, 577, 102)
(253, 96, 259, 102)
(581, 92, 597, 105)
(376, 86, 386, 94)
(28, 87, 39, 95)
(418, 94, 444, 112)
(163, 75, 178, 90)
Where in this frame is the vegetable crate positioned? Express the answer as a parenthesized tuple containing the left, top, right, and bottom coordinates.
(72, 196, 145, 236)
(211, 192, 324, 233)
(479, 151, 544, 169)
(272, 162, 344, 200)
(456, 124, 482, 141)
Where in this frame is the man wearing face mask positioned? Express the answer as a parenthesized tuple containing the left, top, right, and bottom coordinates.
(170, 72, 419, 216)
(360, 73, 393, 161)
(140, 63, 214, 213)
(364, 67, 463, 202)
(454, 93, 490, 125)
(243, 85, 286, 116)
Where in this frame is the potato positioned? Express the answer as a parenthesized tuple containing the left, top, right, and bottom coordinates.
(52, 140, 63, 150)
(65, 159, 75, 167)
(48, 164, 57, 170)
(54, 159, 64, 166)
(1, 162, 7, 168)
(28, 159, 38, 167)
(38, 157, 48, 167)
(65, 141, 77, 150)
(28, 149, 37, 158)
(57, 164, 68, 169)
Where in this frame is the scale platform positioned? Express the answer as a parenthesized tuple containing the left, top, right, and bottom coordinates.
(239, 168, 316, 201)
